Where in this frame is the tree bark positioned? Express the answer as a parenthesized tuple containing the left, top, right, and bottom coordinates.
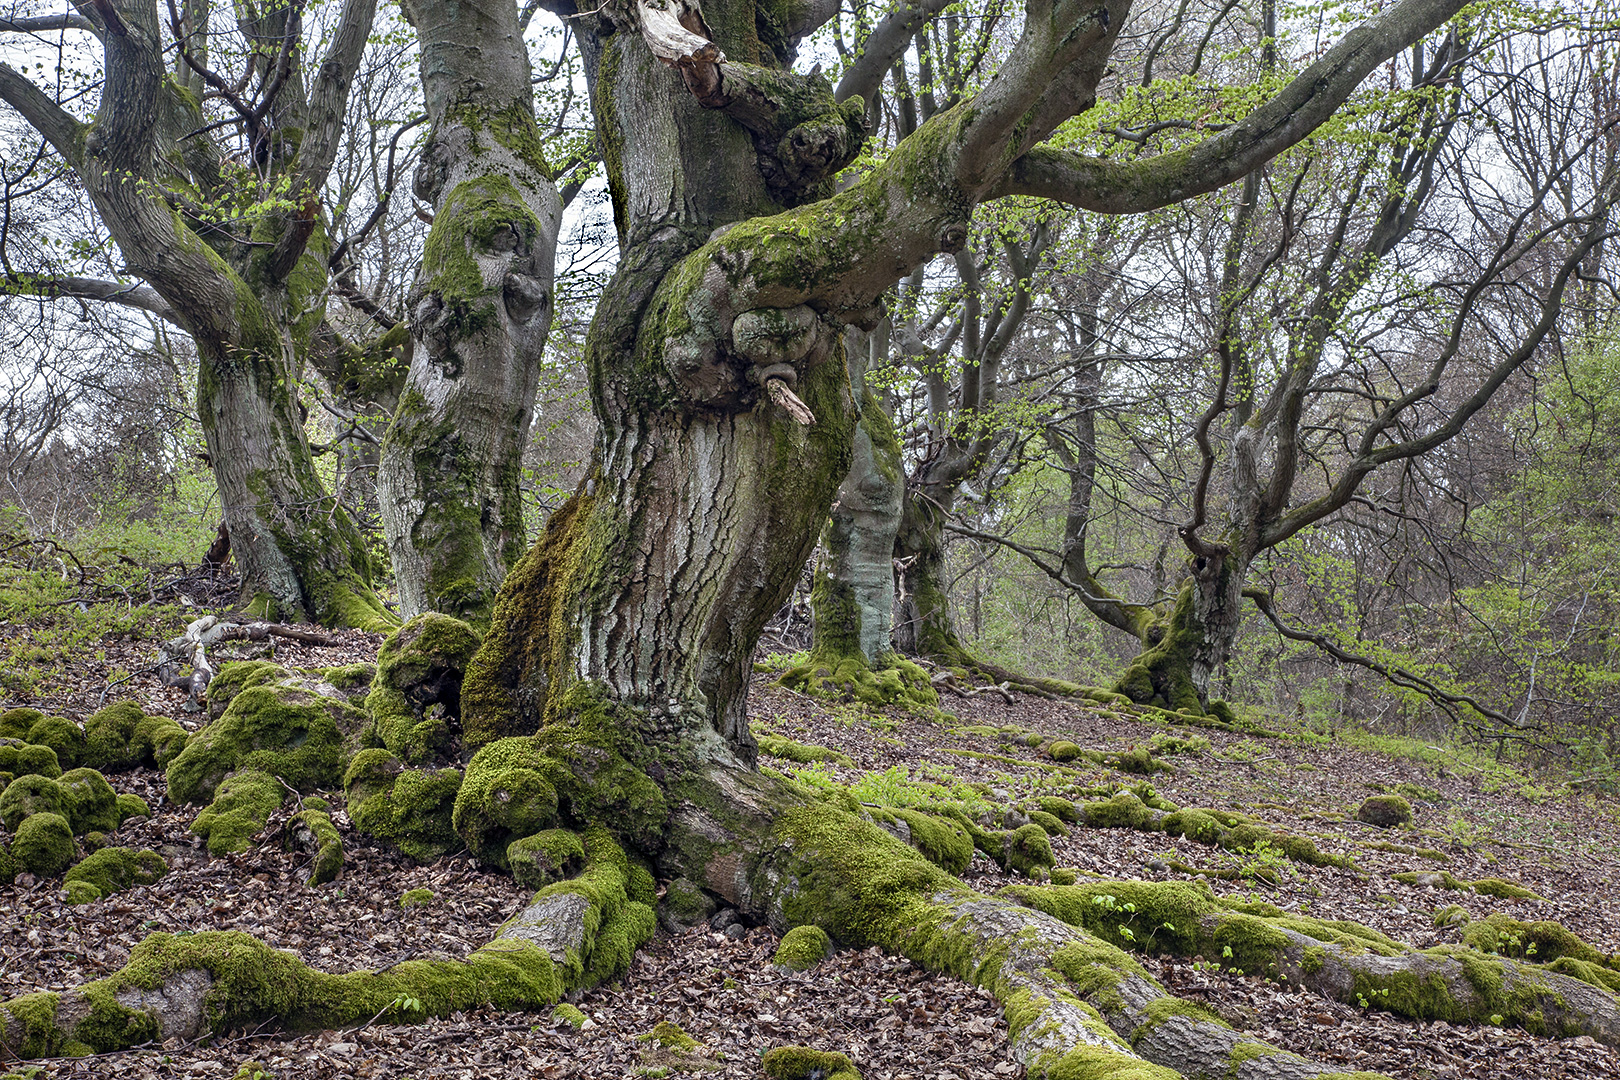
(376, 0, 564, 625)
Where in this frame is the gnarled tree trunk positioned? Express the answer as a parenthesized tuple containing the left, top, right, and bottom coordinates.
(376, 0, 564, 625)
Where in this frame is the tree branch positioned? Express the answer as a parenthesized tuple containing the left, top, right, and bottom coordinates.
(2, 274, 181, 325)
(992, 0, 1470, 212)
(0, 65, 86, 168)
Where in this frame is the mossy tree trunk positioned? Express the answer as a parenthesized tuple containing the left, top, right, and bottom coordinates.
(375, 0, 564, 625)
(0, 0, 393, 628)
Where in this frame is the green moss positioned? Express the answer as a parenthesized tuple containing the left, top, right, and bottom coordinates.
(57, 768, 121, 833)
(886, 808, 975, 874)
(400, 888, 435, 908)
(1028, 809, 1070, 837)
(1037, 796, 1080, 824)
(1112, 583, 1216, 714)
(190, 770, 286, 855)
(1355, 795, 1413, 827)
(133, 714, 189, 768)
(507, 828, 586, 890)
(755, 733, 854, 766)
(661, 877, 716, 928)
(778, 652, 940, 713)
(18, 927, 562, 1052)
(345, 750, 464, 863)
(0, 740, 61, 780)
(1471, 877, 1542, 901)
(1459, 913, 1609, 966)
(518, 826, 656, 987)
(1079, 792, 1158, 831)
(0, 707, 44, 739)
(774, 925, 834, 972)
(26, 716, 84, 768)
(167, 684, 361, 804)
(551, 1002, 587, 1028)
(204, 661, 292, 720)
(116, 793, 149, 821)
(64, 878, 103, 905)
(13, 812, 75, 876)
(1162, 808, 1224, 844)
(366, 614, 483, 765)
(1049, 740, 1084, 762)
(761, 1046, 859, 1080)
(641, 1020, 700, 1051)
(0, 991, 64, 1057)
(81, 703, 146, 772)
(1, 773, 64, 831)
(289, 808, 343, 885)
(1038, 1045, 1182, 1080)
(1005, 822, 1055, 877)
(63, 847, 167, 896)
(1129, 994, 1230, 1045)
(1302, 946, 1327, 973)
(452, 738, 561, 869)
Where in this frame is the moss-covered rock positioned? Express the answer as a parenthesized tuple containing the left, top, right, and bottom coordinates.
(13, 812, 75, 877)
(773, 925, 833, 972)
(64, 878, 103, 905)
(26, 716, 84, 769)
(452, 738, 562, 869)
(344, 749, 464, 863)
(1356, 795, 1413, 828)
(63, 847, 167, 897)
(883, 808, 974, 875)
(400, 888, 435, 908)
(507, 829, 586, 891)
(167, 684, 363, 804)
(641, 1019, 700, 1051)
(0, 740, 61, 781)
(82, 703, 147, 773)
(190, 770, 286, 855)
(777, 652, 939, 713)
(761, 1045, 860, 1080)
(366, 614, 483, 765)
(1027, 809, 1069, 836)
(115, 793, 149, 821)
(1459, 913, 1612, 966)
(1036, 796, 1080, 824)
(57, 768, 122, 834)
(659, 877, 717, 930)
(1048, 740, 1083, 762)
(1004, 822, 1055, 877)
(1080, 792, 1159, 831)
(0, 836, 15, 885)
(203, 661, 292, 720)
(288, 808, 344, 885)
(0, 706, 45, 740)
(132, 714, 190, 769)
(0, 773, 65, 831)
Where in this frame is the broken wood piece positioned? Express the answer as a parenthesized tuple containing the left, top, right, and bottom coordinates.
(766, 377, 816, 424)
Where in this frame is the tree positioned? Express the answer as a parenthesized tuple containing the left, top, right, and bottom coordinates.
(0, 0, 395, 626)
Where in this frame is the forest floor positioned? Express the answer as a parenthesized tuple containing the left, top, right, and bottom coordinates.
(3, 623, 1620, 1079)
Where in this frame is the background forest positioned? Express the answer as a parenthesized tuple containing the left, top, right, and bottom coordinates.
(0, 0, 1615, 781)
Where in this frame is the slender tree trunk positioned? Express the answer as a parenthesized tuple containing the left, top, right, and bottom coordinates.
(376, 0, 563, 625)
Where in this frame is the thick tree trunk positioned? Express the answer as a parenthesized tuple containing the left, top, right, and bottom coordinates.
(376, 0, 563, 625)
(891, 472, 960, 658)
(1114, 551, 1248, 713)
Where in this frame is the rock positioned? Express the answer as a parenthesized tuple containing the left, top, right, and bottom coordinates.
(1356, 794, 1413, 828)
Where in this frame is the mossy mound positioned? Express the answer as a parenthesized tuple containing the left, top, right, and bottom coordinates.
(81, 703, 147, 773)
(1356, 794, 1413, 827)
(132, 714, 190, 769)
(755, 733, 854, 766)
(12, 812, 75, 877)
(2, 768, 129, 836)
(1027, 809, 1069, 836)
(761, 1046, 860, 1080)
(1459, 913, 1613, 966)
(1035, 796, 1080, 823)
(25, 715, 84, 769)
(1004, 822, 1055, 877)
(62, 847, 167, 899)
(876, 808, 974, 875)
(115, 793, 149, 821)
(365, 614, 483, 766)
(167, 683, 365, 804)
(204, 660, 293, 720)
(400, 888, 435, 908)
(551, 1002, 587, 1028)
(344, 750, 464, 863)
(56, 768, 121, 834)
(190, 770, 287, 855)
(288, 808, 344, 885)
(778, 652, 939, 712)
(0, 739, 62, 781)
(517, 826, 657, 988)
(451, 739, 563, 869)
(508, 829, 587, 891)
(0, 706, 45, 740)
(773, 925, 834, 972)
(641, 1019, 700, 1051)
(1393, 871, 1544, 900)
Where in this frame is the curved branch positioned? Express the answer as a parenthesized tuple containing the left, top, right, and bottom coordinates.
(0, 64, 86, 168)
(992, 0, 1470, 212)
(833, 0, 954, 106)
(0, 14, 99, 35)
(1246, 586, 1519, 729)
(2, 274, 181, 325)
